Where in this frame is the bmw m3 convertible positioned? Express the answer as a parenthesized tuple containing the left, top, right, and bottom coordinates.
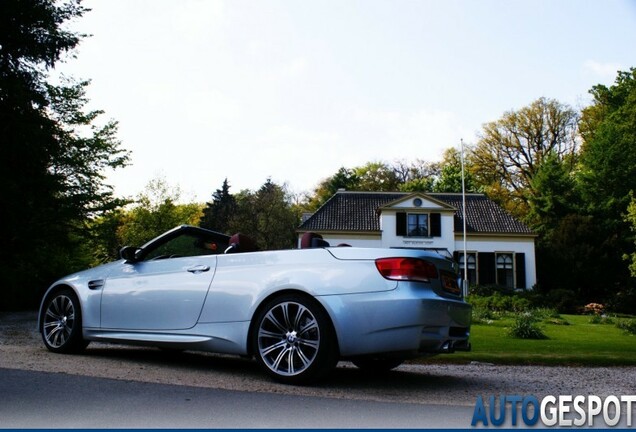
(39, 225, 471, 384)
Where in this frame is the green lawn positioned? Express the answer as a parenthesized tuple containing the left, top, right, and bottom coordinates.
(422, 315, 636, 366)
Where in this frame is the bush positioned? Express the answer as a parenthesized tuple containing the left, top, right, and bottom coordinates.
(472, 305, 496, 324)
(616, 319, 636, 335)
(544, 289, 579, 314)
(533, 307, 561, 320)
(589, 314, 615, 325)
(467, 292, 530, 314)
(508, 313, 548, 339)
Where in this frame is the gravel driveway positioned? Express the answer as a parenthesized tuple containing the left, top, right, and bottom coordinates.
(1, 311, 634, 407)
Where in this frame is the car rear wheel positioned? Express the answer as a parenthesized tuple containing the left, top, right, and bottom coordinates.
(352, 357, 405, 372)
(253, 294, 337, 384)
(40, 289, 88, 353)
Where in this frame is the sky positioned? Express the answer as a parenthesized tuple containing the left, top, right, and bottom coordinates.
(55, 0, 636, 202)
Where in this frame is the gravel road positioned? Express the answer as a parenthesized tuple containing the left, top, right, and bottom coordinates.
(1, 311, 634, 407)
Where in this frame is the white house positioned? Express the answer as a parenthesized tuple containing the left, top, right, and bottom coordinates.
(298, 191, 537, 289)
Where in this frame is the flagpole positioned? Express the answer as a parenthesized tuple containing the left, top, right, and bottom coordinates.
(460, 139, 469, 297)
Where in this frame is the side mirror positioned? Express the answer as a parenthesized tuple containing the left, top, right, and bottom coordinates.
(120, 246, 140, 263)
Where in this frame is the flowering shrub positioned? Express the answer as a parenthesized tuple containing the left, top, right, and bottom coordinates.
(582, 303, 605, 315)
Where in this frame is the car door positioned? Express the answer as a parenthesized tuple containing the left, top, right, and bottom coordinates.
(100, 229, 224, 331)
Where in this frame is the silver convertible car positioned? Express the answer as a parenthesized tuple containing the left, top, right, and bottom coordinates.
(39, 225, 471, 384)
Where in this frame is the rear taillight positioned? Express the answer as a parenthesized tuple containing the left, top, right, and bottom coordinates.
(375, 257, 439, 282)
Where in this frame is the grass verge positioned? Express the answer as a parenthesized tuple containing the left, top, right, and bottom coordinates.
(420, 315, 636, 367)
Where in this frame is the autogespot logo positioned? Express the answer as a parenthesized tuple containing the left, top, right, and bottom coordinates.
(471, 395, 636, 427)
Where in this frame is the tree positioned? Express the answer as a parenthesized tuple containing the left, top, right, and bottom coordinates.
(353, 161, 400, 192)
(229, 179, 299, 250)
(432, 148, 480, 193)
(0, 0, 130, 309)
(624, 194, 636, 278)
(577, 68, 636, 311)
(470, 98, 579, 218)
(117, 178, 202, 247)
(526, 152, 580, 237)
(306, 167, 359, 210)
(579, 68, 636, 220)
(199, 178, 236, 234)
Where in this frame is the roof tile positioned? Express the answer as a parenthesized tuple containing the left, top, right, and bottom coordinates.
(299, 192, 533, 235)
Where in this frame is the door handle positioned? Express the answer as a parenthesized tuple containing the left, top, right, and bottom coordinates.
(187, 265, 210, 274)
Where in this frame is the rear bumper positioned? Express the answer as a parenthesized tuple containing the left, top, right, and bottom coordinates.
(318, 282, 472, 358)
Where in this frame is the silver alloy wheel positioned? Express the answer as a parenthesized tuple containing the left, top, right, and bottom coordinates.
(257, 301, 320, 377)
(43, 294, 76, 348)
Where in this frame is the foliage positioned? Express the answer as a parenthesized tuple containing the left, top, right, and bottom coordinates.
(307, 167, 360, 210)
(507, 313, 548, 339)
(432, 148, 481, 193)
(304, 155, 475, 210)
(227, 179, 300, 250)
(471, 304, 499, 325)
(589, 314, 614, 325)
(616, 319, 636, 335)
(468, 293, 531, 313)
(469, 97, 579, 218)
(353, 162, 400, 192)
(577, 68, 636, 311)
(582, 303, 605, 315)
(199, 178, 236, 234)
(117, 178, 202, 248)
(624, 194, 636, 277)
(0, 0, 130, 309)
(526, 152, 581, 236)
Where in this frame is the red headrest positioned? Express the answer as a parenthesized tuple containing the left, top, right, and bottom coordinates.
(226, 233, 258, 253)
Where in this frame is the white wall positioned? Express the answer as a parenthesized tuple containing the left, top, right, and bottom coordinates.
(380, 211, 455, 252)
(454, 236, 537, 288)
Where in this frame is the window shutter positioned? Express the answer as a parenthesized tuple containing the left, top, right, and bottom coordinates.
(515, 253, 526, 289)
(430, 213, 441, 237)
(478, 252, 496, 285)
(396, 212, 406, 236)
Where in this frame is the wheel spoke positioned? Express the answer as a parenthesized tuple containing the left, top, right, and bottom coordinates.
(260, 339, 287, 357)
(281, 303, 292, 329)
(298, 319, 318, 336)
(294, 346, 312, 369)
(43, 294, 76, 349)
(258, 300, 322, 377)
(297, 338, 319, 350)
(258, 328, 283, 339)
(264, 310, 287, 334)
(271, 346, 291, 371)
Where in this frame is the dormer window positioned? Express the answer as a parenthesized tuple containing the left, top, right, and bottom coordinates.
(407, 214, 428, 237)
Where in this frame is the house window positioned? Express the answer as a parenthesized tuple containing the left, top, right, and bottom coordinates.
(496, 253, 514, 288)
(407, 213, 428, 237)
(458, 253, 477, 285)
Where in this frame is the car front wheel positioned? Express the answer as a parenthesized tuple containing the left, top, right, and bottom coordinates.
(40, 289, 88, 353)
(253, 294, 337, 384)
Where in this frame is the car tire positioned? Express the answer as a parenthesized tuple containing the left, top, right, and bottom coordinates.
(352, 357, 405, 372)
(40, 288, 89, 353)
(252, 294, 337, 384)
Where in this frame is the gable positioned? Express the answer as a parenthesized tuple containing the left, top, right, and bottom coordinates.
(379, 193, 456, 212)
